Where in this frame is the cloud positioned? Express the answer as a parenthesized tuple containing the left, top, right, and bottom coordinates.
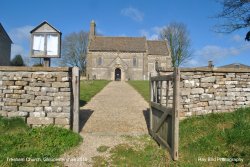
(8, 25, 34, 59)
(195, 45, 240, 58)
(139, 26, 165, 40)
(121, 7, 144, 22)
(152, 26, 164, 34)
(185, 44, 250, 67)
(139, 29, 159, 40)
(96, 28, 104, 36)
(139, 29, 149, 37)
(149, 34, 158, 40)
(185, 59, 200, 67)
(231, 34, 242, 42)
(9, 25, 34, 43)
(11, 44, 24, 57)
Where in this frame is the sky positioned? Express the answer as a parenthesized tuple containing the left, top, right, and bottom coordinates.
(1, 0, 250, 67)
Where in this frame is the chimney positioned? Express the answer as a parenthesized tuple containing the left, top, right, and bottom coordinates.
(89, 20, 96, 40)
(208, 61, 214, 68)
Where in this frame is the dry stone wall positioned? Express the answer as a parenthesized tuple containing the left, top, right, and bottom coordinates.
(0, 67, 73, 128)
(161, 68, 250, 118)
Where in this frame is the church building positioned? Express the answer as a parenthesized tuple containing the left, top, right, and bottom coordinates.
(86, 21, 171, 80)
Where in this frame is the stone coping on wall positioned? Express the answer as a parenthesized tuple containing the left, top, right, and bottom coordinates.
(0, 66, 72, 72)
(161, 67, 250, 73)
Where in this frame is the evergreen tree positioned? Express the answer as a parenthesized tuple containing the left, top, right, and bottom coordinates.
(10, 55, 25, 66)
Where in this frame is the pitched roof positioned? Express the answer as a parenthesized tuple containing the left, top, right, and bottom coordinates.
(147, 40, 168, 55)
(30, 21, 61, 34)
(219, 63, 250, 69)
(0, 23, 13, 43)
(89, 36, 146, 52)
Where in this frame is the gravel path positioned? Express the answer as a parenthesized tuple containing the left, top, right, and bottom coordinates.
(62, 81, 149, 166)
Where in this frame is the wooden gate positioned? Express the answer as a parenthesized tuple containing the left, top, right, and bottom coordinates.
(149, 67, 180, 160)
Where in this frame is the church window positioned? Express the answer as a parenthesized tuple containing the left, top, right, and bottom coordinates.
(133, 57, 137, 67)
(97, 57, 102, 66)
(155, 61, 159, 71)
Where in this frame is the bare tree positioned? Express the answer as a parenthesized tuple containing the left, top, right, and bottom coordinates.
(160, 22, 192, 67)
(61, 31, 89, 73)
(214, 0, 250, 41)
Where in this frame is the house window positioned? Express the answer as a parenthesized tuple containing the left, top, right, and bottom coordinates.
(133, 57, 137, 67)
(97, 57, 102, 66)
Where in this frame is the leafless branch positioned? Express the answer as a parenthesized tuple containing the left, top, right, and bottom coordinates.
(60, 31, 89, 73)
(213, 0, 250, 33)
(159, 22, 192, 67)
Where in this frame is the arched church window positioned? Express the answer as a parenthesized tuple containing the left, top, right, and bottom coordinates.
(133, 57, 137, 67)
(97, 57, 102, 66)
(155, 61, 159, 71)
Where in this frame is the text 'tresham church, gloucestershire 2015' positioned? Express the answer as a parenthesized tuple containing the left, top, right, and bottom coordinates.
(86, 21, 171, 81)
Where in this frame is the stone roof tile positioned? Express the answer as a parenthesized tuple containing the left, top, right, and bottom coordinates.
(89, 36, 146, 52)
(147, 40, 168, 55)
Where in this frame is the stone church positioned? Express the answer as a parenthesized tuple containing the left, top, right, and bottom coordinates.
(86, 21, 171, 81)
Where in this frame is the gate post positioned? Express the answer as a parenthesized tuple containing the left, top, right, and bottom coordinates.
(72, 67, 80, 133)
(149, 73, 153, 131)
(172, 67, 180, 160)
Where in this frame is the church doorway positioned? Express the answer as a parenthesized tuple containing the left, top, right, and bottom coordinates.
(115, 68, 121, 81)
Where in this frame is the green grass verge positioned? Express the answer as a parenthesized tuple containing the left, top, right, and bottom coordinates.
(0, 116, 82, 167)
(127, 80, 150, 102)
(109, 135, 166, 167)
(91, 108, 250, 166)
(80, 80, 110, 106)
(173, 107, 250, 167)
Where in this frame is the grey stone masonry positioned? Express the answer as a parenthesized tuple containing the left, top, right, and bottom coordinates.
(161, 67, 250, 118)
(0, 67, 73, 129)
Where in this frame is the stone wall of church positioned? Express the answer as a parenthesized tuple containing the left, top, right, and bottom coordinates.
(147, 54, 172, 77)
(87, 51, 145, 80)
(87, 51, 172, 80)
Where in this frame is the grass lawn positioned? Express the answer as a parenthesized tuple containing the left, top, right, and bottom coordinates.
(0, 116, 82, 167)
(80, 80, 110, 106)
(127, 80, 150, 102)
(91, 107, 250, 166)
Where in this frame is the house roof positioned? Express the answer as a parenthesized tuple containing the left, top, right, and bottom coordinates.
(89, 36, 147, 52)
(219, 63, 250, 69)
(0, 23, 13, 43)
(30, 21, 61, 34)
(147, 40, 168, 55)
